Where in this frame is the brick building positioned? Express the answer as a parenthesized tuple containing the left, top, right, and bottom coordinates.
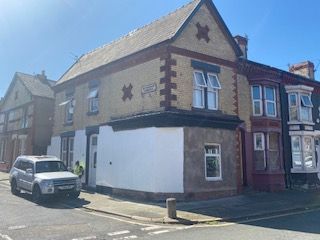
(47, 0, 253, 200)
(0, 72, 55, 172)
(46, 0, 320, 199)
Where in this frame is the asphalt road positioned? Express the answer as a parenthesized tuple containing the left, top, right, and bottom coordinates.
(1, 180, 320, 240)
(0, 182, 186, 240)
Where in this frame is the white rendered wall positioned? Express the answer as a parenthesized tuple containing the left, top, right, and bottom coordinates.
(47, 136, 61, 158)
(73, 130, 86, 167)
(96, 126, 184, 193)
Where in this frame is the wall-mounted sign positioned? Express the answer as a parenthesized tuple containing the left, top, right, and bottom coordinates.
(142, 83, 157, 95)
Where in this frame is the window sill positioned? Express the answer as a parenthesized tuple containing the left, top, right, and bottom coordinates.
(287, 121, 315, 126)
(192, 107, 222, 114)
(291, 168, 319, 173)
(87, 111, 99, 116)
(205, 177, 222, 181)
(64, 122, 73, 127)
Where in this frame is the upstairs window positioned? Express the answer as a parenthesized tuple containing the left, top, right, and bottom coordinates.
(88, 87, 99, 113)
(251, 86, 277, 117)
(288, 93, 298, 121)
(300, 94, 313, 122)
(193, 71, 221, 110)
(265, 87, 276, 117)
(193, 71, 206, 108)
(287, 92, 313, 123)
(252, 86, 262, 116)
(66, 99, 75, 123)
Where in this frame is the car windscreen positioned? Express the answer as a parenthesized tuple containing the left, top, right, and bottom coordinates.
(35, 161, 67, 173)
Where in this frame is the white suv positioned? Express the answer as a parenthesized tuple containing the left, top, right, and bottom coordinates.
(9, 155, 81, 203)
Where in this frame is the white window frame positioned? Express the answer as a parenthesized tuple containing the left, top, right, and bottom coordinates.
(65, 98, 75, 123)
(204, 144, 222, 181)
(68, 137, 74, 167)
(251, 86, 263, 116)
(253, 132, 267, 170)
(207, 73, 221, 110)
(193, 71, 206, 108)
(265, 86, 277, 117)
(288, 93, 298, 121)
(300, 94, 313, 122)
(88, 88, 99, 113)
(61, 138, 68, 165)
(254, 132, 265, 151)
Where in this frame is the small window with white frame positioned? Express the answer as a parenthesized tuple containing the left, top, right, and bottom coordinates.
(205, 144, 222, 180)
(288, 93, 298, 121)
(251, 86, 262, 116)
(253, 132, 266, 170)
(300, 94, 313, 122)
(207, 73, 221, 110)
(193, 71, 206, 108)
(254, 132, 265, 151)
(291, 136, 302, 169)
(265, 87, 276, 117)
(88, 87, 99, 113)
(65, 98, 75, 123)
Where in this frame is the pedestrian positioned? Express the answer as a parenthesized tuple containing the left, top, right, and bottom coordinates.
(73, 161, 84, 179)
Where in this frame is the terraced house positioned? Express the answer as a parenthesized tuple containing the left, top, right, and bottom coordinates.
(0, 72, 55, 172)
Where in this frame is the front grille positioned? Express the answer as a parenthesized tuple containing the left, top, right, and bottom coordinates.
(53, 178, 77, 187)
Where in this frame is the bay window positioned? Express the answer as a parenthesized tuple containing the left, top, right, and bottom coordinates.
(291, 135, 316, 171)
(252, 86, 262, 116)
(286, 85, 314, 123)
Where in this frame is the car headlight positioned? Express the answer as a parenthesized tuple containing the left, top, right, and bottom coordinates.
(41, 180, 54, 188)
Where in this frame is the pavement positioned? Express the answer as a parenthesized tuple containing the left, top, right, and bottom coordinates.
(2, 171, 320, 225)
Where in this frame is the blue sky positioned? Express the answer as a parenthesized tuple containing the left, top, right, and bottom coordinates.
(0, 0, 319, 97)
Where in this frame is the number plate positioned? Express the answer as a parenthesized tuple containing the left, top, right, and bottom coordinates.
(58, 185, 74, 190)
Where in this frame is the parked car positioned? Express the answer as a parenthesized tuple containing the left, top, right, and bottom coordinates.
(9, 155, 81, 203)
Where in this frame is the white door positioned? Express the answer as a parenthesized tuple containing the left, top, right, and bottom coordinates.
(88, 135, 98, 187)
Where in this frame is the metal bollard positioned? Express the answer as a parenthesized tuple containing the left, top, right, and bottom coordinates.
(166, 198, 177, 219)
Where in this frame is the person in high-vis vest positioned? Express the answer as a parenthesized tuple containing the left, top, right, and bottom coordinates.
(73, 161, 84, 179)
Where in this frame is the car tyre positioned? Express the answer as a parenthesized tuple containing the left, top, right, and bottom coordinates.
(32, 185, 42, 203)
(68, 191, 80, 199)
(10, 179, 19, 195)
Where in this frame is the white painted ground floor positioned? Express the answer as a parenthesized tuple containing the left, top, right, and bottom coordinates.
(47, 126, 239, 200)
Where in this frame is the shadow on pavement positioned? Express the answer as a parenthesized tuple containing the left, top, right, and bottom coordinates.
(16, 191, 91, 209)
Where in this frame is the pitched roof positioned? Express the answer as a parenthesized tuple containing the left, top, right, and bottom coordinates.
(16, 72, 55, 99)
(58, 0, 202, 85)
(57, 0, 242, 86)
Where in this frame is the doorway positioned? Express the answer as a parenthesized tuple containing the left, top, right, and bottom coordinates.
(88, 134, 98, 188)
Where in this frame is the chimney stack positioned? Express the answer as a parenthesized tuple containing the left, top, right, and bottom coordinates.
(234, 35, 248, 59)
(36, 70, 47, 82)
(289, 61, 315, 80)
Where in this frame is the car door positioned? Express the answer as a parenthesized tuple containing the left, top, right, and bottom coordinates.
(23, 161, 34, 192)
(17, 160, 28, 190)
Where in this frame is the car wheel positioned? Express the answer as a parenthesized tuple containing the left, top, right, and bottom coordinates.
(10, 179, 19, 195)
(68, 191, 80, 199)
(32, 185, 42, 203)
